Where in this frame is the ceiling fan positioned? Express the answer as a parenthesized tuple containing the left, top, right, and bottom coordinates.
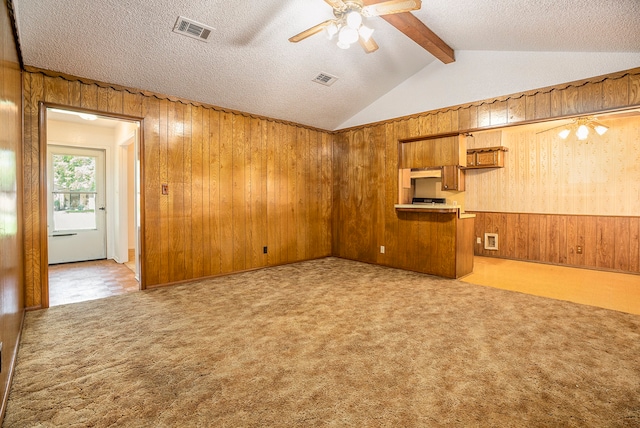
(289, 0, 454, 63)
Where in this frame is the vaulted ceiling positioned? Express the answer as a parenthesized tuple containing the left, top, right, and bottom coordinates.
(12, 0, 640, 130)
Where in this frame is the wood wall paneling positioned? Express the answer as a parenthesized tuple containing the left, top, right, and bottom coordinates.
(208, 109, 222, 275)
(21, 70, 334, 308)
(143, 96, 161, 286)
(470, 212, 640, 274)
(603, 76, 628, 110)
(1, 0, 25, 420)
(630, 74, 640, 105)
(490, 100, 508, 126)
(191, 105, 204, 278)
(20, 64, 640, 303)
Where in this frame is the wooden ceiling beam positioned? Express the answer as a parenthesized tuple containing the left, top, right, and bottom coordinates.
(361, 0, 455, 63)
(381, 12, 455, 64)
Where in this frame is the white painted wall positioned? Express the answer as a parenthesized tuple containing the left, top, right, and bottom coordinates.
(113, 121, 138, 264)
(338, 51, 640, 130)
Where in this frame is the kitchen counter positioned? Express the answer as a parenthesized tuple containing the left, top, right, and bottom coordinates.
(394, 204, 476, 219)
(393, 206, 475, 278)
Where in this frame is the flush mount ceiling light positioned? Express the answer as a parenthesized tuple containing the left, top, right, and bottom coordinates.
(557, 117, 609, 141)
(289, 0, 425, 54)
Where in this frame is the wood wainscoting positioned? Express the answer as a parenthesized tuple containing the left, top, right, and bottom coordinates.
(471, 212, 640, 274)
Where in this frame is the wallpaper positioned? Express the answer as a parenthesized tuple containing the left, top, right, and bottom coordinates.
(465, 116, 640, 216)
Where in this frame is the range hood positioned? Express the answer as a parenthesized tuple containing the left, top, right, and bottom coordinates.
(409, 168, 442, 179)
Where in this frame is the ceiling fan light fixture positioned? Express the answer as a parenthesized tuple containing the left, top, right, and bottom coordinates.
(547, 116, 610, 141)
(338, 26, 359, 45)
(558, 129, 571, 139)
(358, 25, 374, 41)
(576, 124, 589, 140)
(346, 11, 363, 29)
(326, 22, 339, 39)
(288, 0, 435, 56)
(593, 123, 609, 136)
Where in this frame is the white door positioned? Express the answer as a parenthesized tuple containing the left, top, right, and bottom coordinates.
(48, 146, 107, 264)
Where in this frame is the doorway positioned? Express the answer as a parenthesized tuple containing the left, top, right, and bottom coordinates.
(43, 106, 143, 307)
(47, 145, 107, 264)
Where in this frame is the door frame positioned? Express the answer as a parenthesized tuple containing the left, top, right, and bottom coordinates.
(38, 102, 146, 308)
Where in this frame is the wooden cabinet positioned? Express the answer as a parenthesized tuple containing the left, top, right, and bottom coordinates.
(400, 134, 466, 168)
(441, 165, 465, 191)
(466, 152, 475, 167)
(398, 134, 467, 204)
(465, 146, 508, 169)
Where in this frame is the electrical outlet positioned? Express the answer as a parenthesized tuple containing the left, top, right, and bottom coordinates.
(380, 246, 385, 254)
(476, 237, 482, 244)
(263, 246, 268, 254)
(576, 245, 583, 254)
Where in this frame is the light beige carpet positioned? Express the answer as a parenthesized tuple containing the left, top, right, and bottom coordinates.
(5, 258, 640, 427)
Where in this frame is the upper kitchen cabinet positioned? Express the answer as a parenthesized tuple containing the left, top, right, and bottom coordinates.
(400, 134, 467, 169)
(441, 165, 465, 191)
(464, 130, 508, 169)
(466, 146, 508, 169)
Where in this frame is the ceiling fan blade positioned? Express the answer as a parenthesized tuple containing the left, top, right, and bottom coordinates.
(380, 12, 455, 63)
(362, 0, 422, 17)
(324, 0, 347, 9)
(289, 20, 333, 43)
(358, 36, 379, 53)
(535, 121, 574, 135)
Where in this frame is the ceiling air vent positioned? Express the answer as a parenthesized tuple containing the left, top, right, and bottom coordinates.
(313, 72, 339, 87)
(173, 16, 214, 42)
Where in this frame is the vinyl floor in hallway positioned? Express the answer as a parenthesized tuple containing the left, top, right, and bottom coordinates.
(49, 259, 139, 307)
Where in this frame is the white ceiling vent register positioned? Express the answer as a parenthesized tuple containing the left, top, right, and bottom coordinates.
(173, 16, 214, 42)
(313, 72, 339, 87)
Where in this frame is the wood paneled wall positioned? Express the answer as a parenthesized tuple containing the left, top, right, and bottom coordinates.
(20, 65, 640, 308)
(472, 212, 640, 273)
(22, 71, 333, 308)
(1, 0, 24, 420)
(333, 68, 640, 273)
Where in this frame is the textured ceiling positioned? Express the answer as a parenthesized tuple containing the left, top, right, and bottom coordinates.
(12, 0, 640, 130)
